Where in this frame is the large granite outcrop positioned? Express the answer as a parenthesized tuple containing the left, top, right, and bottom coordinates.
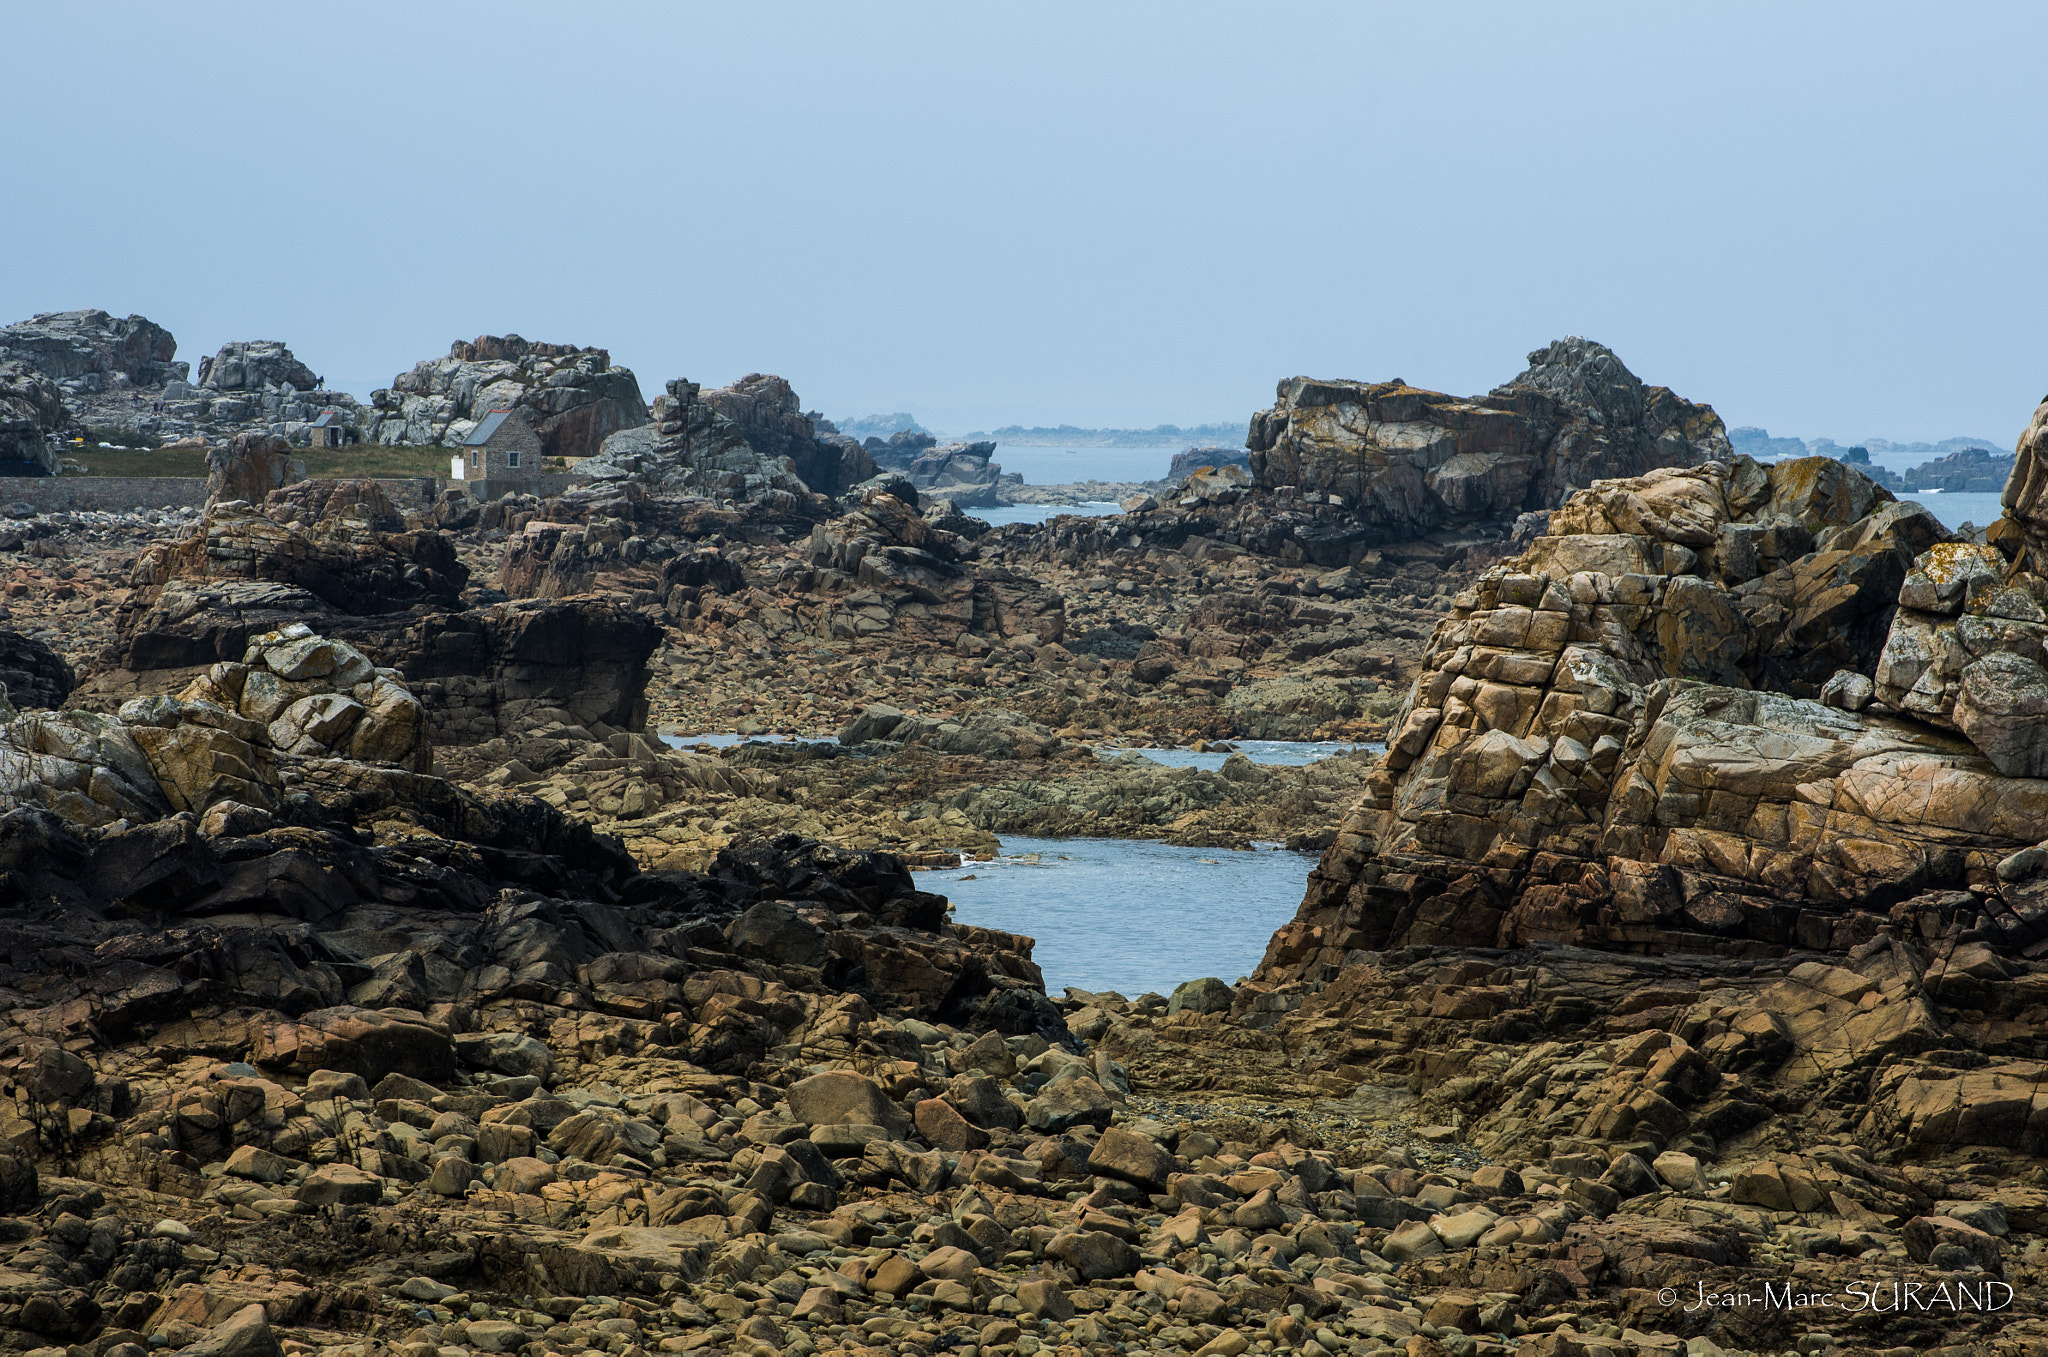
(784, 491, 1065, 646)
(586, 375, 878, 503)
(1246, 337, 1730, 544)
(1261, 454, 2040, 976)
(99, 474, 668, 757)
(863, 427, 937, 470)
(907, 442, 1008, 508)
(701, 375, 877, 496)
(196, 340, 319, 393)
(0, 630, 76, 710)
(367, 334, 649, 458)
(204, 432, 306, 504)
(584, 379, 814, 506)
(388, 597, 660, 746)
(0, 359, 69, 474)
(0, 309, 184, 389)
(118, 479, 468, 669)
(1, 311, 372, 449)
(0, 624, 428, 829)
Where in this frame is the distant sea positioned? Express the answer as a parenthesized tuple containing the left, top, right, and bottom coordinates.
(969, 444, 2011, 533)
(1897, 489, 2004, 532)
(984, 445, 1180, 485)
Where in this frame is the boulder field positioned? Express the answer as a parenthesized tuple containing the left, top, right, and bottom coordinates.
(4, 353, 2048, 1356)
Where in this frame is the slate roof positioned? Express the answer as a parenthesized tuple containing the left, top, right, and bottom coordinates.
(463, 409, 516, 446)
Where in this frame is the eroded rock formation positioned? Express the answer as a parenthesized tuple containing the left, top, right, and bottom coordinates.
(1257, 456, 2011, 968)
(368, 335, 649, 458)
(197, 340, 320, 394)
(0, 360, 69, 474)
(0, 309, 184, 389)
(702, 375, 877, 497)
(1247, 337, 1731, 544)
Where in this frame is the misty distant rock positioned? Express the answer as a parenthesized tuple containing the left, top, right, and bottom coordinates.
(865, 428, 937, 471)
(957, 420, 1251, 447)
(835, 412, 928, 441)
(1166, 446, 1251, 482)
(1898, 444, 2015, 492)
(907, 442, 1009, 507)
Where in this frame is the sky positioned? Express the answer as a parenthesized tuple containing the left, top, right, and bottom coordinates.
(3, 2, 2044, 444)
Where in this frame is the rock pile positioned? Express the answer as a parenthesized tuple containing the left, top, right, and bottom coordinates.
(116, 477, 468, 669)
(0, 309, 184, 391)
(585, 380, 815, 507)
(173, 340, 368, 442)
(196, 341, 319, 395)
(703, 376, 877, 497)
(586, 374, 895, 505)
(863, 428, 938, 469)
(905, 443, 1010, 508)
(0, 360, 70, 474)
(367, 335, 648, 459)
(0, 311, 371, 450)
(1248, 338, 1731, 545)
(1166, 447, 1252, 483)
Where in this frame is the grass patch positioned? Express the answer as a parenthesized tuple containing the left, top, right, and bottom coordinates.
(300, 445, 458, 478)
(62, 443, 462, 480)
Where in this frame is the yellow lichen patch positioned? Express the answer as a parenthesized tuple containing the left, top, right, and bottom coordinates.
(1915, 540, 2003, 585)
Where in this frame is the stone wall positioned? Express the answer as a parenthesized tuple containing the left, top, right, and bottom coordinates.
(0, 475, 443, 514)
(0, 476, 209, 512)
(461, 474, 597, 501)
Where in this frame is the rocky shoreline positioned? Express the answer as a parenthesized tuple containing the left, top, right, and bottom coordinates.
(0, 335, 2045, 1357)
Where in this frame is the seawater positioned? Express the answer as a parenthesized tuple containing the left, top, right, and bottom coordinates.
(1099, 740, 1384, 772)
(657, 732, 838, 749)
(968, 501, 1121, 527)
(1897, 489, 2005, 532)
(988, 445, 1181, 484)
(930, 835, 1315, 998)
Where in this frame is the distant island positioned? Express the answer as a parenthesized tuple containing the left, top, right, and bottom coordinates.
(957, 421, 1251, 447)
(1729, 425, 2014, 494)
(833, 412, 1250, 448)
(832, 412, 927, 441)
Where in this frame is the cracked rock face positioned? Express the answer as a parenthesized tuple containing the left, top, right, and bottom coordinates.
(0, 360, 70, 475)
(367, 334, 649, 460)
(1246, 337, 1731, 545)
(197, 341, 318, 394)
(0, 309, 183, 387)
(1268, 454, 2046, 967)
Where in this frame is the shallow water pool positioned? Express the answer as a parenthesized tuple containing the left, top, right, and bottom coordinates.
(965, 500, 1122, 527)
(928, 835, 1316, 998)
(656, 731, 839, 750)
(1097, 740, 1384, 772)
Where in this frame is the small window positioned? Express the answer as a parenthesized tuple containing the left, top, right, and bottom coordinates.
(506, 450, 521, 469)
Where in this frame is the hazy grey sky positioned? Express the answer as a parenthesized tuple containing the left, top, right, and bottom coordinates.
(5, 2, 2044, 442)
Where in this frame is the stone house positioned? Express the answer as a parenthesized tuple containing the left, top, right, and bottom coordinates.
(308, 409, 346, 448)
(456, 407, 543, 479)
